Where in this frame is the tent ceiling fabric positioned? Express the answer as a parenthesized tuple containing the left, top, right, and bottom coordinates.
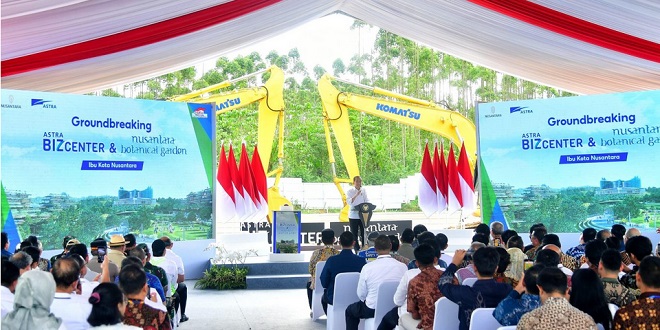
(2, 0, 659, 95)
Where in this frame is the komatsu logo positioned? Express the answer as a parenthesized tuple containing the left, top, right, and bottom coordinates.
(375, 103, 421, 120)
(215, 98, 241, 111)
(31, 99, 57, 108)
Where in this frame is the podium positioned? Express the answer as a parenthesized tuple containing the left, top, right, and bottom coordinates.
(357, 202, 377, 228)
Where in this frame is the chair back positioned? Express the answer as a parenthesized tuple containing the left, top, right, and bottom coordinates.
(496, 327, 517, 330)
(311, 261, 326, 320)
(468, 308, 501, 330)
(364, 281, 399, 330)
(462, 277, 478, 287)
(328, 272, 360, 330)
(433, 297, 459, 330)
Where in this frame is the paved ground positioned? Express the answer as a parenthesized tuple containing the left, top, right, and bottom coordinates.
(178, 281, 326, 330)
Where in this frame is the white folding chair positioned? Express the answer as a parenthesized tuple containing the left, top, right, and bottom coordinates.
(462, 277, 478, 287)
(469, 308, 501, 330)
(433, 297, 459, 330)
(496, 327, 517, 330)
(364, 281, 399, 330)
(440, 253, 453, 266)
(608, 303, 619, 319)
(327, 272, 361, 330)
(311, 261, 326, 320)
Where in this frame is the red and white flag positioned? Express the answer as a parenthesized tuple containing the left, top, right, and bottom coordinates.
(433, 143, 448, 212)
(251, 145, 269, 220)
(447, 144, 463, 213)
(227, 145, 246, 220)
(239, 143, 258, 220)
(458, 142, 476, 213)
(216, 145, 236, 222)
(418, 143, 438, 217)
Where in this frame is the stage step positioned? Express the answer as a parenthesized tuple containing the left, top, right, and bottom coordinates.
(243, 260, 310, 290)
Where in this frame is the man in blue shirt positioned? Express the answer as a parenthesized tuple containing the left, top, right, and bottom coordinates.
(320, 231, 366, 314)
(1, 233, 12, 259)
(438, 247, 512, 330)
(493, 264, 544, 326)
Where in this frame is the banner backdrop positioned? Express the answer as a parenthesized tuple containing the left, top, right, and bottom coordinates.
(1, 89, 214, 250)
(478, 90, 660, 233)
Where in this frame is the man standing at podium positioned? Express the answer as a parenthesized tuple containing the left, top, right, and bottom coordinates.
(347, 176, 369, 253)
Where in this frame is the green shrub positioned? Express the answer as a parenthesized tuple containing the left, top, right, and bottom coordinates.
(194, 265, 248, 290)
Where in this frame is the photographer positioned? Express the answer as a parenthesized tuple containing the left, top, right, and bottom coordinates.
(88, 238, 119, 282)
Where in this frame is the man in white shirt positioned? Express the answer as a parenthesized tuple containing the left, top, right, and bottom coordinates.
(160, 236, 188, 323)
(50, 257, 92, 330)
(1, 260, 20, 318)
(347, 176, 369, 252)
(345, 234, 408, 330)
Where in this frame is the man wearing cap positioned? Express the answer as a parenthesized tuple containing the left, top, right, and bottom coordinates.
(357, 232, 380, 262)
(107, 234, 128, 266)
(160, 236, 188, 323)
(50, 235, 77, 265)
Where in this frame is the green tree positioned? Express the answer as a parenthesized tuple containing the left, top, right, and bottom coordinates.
(613, 196, 642, 221)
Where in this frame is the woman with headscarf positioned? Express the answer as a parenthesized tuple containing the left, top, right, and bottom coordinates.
(1, 270, 64, 330)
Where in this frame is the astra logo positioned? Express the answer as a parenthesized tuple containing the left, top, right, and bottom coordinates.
(31, 99, 57, 108)
(510, 106, 532, 114)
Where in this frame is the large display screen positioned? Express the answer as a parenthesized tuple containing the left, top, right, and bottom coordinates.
(477, 90, 660, 233)
(1, 89, 214, 250)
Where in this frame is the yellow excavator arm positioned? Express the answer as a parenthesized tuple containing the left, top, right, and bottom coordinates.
(171, 65, 290, 221)
(318, 73, 477, 222)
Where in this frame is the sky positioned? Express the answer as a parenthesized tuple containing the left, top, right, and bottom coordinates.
(195, 13, 378, 79)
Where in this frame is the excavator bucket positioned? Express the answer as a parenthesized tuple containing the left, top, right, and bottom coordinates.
(267, 186, 291, 223)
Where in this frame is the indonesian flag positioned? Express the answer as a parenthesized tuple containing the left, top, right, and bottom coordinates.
(447, 144, 463, 213)
(418, 143, 438, 217)
(458, 142, 476, 213)
(227, 145, 246, 220)
(239, 143, 258, 220)
(433, 143, 448, 212)
(251, 145, 268, 219)
(216, 145, 236, 222)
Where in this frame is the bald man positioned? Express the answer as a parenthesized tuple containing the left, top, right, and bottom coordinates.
(624, 228, 641, 243)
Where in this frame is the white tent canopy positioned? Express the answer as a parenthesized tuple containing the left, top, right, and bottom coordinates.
(2, 0, 659, 94)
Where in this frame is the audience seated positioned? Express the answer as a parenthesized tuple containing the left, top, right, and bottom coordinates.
(388, 234, 410, 265)
(383, 239, 444, 330)
(493, 264, 544, 326)
(597, 229, 611, 241)
(137, 243, 168, 293)
(2, 269, 63, 330)
(566, 227, 597, 260)
(570, 269, 612, 330)
(598, 249, 638, 307)
(50, 257, 93, 330)
(541, 234, 579, 271)
(471, 233, 489, 246)
(620, 236, 653, 290)
(107, 235, 128, 267)
(435, 233, 450, 267)
(320, 231, 366, 314)
(149, 240, 178, 298)
(123, 234, 137, 257)
(9, 251, 32, 275)
(159, 236, 188, 323)
(120, 257, 166, 313)
(411, 225, 428, 248)
(1, 232, 13, 259)
(307, 228, 339, 309)
(398, 228, 416, 260)
(501, 230, 518, 250)
(489, 221, 505, 247)
(1, 260, 20, 318)
(523, 223, 545, 254)
(88, 238, 119, 282)
(583, 239, 607, 273)
(612, 256, 660, 329)
(345, 235, 407, 330)
(438, 246, 512, 330)
(526, 226, 547, 260)
(128, 249, 166, 302)
(494, 247, 514, 285)
(24, 235, 50, 271)
(611, 224, 626, 252)
(518, 267, 596, 329)
(119, 264, 171, 330)
(50, 235, 76, 265)
(623, 228, 641, 244)
(407, 232, 438, 269)
(358, 231, 380, 261)
(541, 245, 573, 276)
(505, 236, 525, 284)
(455, 242, 486, 284)
(474, 223, 490, 237)
(87, 283, 141, 329)
(399, 244, 444, 330)
(20, 246, 40, 270)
